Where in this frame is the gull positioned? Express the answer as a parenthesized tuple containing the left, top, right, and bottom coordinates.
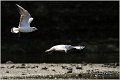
(11, 4, 38, 35)
(45, 44, 85, 53)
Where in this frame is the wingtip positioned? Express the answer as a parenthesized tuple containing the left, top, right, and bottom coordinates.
(16, 4, 19, 6)
(16, 4, 23, 8)
(16, 4, 21, 8)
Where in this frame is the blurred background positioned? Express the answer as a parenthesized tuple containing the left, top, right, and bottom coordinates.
(1, 1, 119, 63)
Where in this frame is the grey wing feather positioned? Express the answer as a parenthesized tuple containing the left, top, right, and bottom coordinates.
(16, 4, 32, 27)
(65, 45, 73, 49)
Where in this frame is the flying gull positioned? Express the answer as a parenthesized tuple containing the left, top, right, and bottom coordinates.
(45, 45, 85, 53)
(11, 4, 38, 35)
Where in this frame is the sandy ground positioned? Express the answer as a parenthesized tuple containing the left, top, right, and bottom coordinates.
(0, 63, 119, 79)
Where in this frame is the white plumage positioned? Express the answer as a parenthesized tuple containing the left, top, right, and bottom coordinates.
(11, 4, 38, 33)
(45, 45, 85, 53)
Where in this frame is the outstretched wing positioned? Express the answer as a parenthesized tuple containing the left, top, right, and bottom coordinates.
(16, 4, 33, 27)
(65, 45, 73, 49)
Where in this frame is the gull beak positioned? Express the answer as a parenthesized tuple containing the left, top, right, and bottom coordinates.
(35, 28, 38, 31)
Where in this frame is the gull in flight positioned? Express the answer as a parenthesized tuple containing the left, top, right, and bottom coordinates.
(45, 44, 85, 53)
(11, 4, 38, 35)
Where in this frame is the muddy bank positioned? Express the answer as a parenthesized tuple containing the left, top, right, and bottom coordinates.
(1, 63, 119, 79)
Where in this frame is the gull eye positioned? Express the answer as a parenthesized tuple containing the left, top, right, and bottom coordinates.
(33, 27, 38, 30)
(33, 27, 36, 29)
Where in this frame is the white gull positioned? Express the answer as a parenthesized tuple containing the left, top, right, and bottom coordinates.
(11, 4, 38, 34)
(45, 44, 85, 53)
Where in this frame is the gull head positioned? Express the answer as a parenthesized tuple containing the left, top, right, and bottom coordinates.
(31, 27, 38, 31)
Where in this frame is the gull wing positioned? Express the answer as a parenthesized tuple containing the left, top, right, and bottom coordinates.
(65, 45, 72, 49)
(28, 18, 34, 23)
(16, 4, 33, 27)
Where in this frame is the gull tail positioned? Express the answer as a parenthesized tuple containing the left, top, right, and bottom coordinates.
(73, 46, 85, 50)
(11, 27, 19, 33)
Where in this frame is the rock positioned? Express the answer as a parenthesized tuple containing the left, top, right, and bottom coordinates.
(42, 67, 48, 70)
(66, 67, 72, 70)
(67, 70, 72, 73)
(21, 64, 26, 66)
(61, 66, 67, 69)
(10, 65, 15, 68)
(6, 71, 9, 73)
(52, 69, 56, 72)
(1, 66, 5, 68)
(76, 66, 82, 69)
(6, 61, 14, 64)
(78, 74, 82, 78)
